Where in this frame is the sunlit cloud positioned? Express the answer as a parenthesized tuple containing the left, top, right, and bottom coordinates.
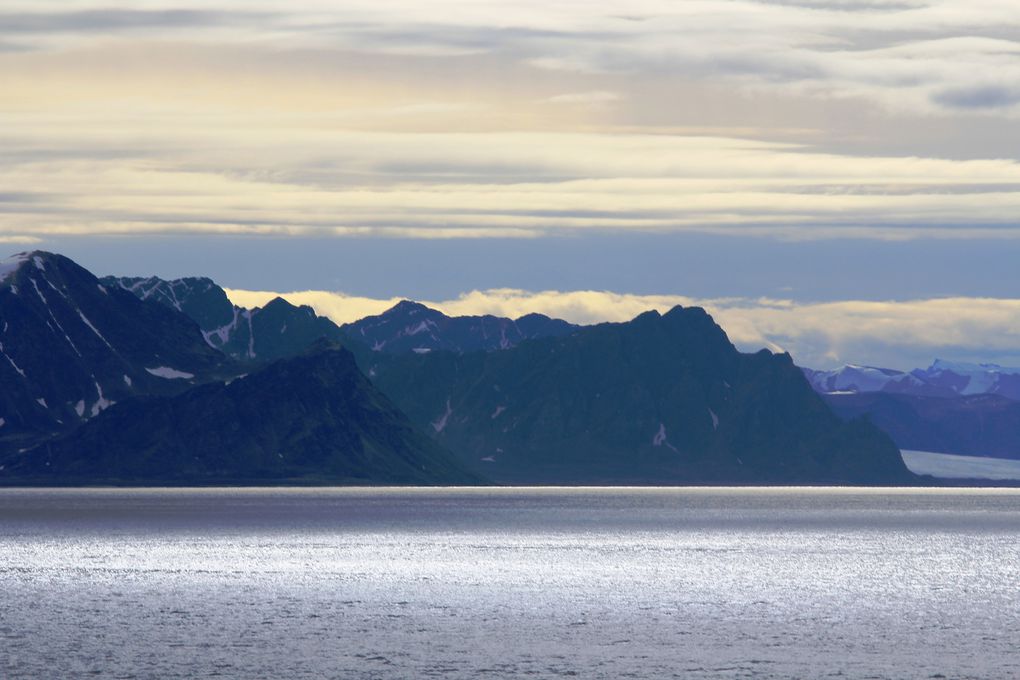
(0, 1, 1018, 243)
(3, 1, 1020, 115)
(546, 91, 621, 105)
(225, 287, 1020, 370)
(3, 127, 1020, 241)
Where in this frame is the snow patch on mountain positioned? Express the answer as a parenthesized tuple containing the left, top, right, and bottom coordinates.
(1, 342, 27, 377)
(91, 381, 113, 417)
(805, 364, 919, 394)
(29, 276, 83, 358)
(406, 320, 435, 336)
(77, 311, 114, 349)
(244, 310, 255, 358)
(652, 423, 679, 452)
(145, 366, 195, 380)
(432, 399, 453, 433)
(203, 306, 242, 346)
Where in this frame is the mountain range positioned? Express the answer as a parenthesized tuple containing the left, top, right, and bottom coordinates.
(804, 361, 1020, 459)
(7, 342, 481, 485)
(102, 275, 347, 362)
(804, 360, 1020, 400)
(104, 276, 579, 359)
(2, 250, 923, 485)
(342, 299, 577, 354)
(366, 307, 913, 484)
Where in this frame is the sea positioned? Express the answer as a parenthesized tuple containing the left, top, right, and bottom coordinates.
(1, 487, 1018, 679)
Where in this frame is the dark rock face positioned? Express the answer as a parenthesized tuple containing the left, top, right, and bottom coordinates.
(5, 345, 483, 486)
(104, 275, 347, 362)
(824, 392, 1020, 460)
(342, 300, 578, 354)
(367, 306, 914, 485)
(0, 252, 228, 454)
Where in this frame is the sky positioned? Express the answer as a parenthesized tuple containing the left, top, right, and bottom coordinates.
(2, 1, 1020, 369)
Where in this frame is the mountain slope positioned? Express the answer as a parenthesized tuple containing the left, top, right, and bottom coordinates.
(104, 275, 347, 362)
(343, 300, 578, 354)
(3, 344, 483, 485)
(368, 306, 913, 485)
(0, 252, 228, 454)
(824, 392, 1020, 460)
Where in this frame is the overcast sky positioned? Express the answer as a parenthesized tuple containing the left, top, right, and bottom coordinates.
(2, 1, 1019, 368)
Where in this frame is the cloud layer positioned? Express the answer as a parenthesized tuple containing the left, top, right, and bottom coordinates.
(1, 1, 1019, 242)
(225, 287, 1020, 370)
(4, 2, 1020, 116)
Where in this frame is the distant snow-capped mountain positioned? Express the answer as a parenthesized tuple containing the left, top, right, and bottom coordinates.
(801, 364, 925, 395)
(807, 359, 1020, 460)
(803, 360, 1020, 400)
(910, 360, 1020, 400)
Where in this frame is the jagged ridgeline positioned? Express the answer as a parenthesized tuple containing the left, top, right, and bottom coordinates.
(101, 275, 347, 362)
(366, 307, 915, 485)
(343, 300, 577, 353)
(104, 275, 578, 359)
(3, 251, 916, 486)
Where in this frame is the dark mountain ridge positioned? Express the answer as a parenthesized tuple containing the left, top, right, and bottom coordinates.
(341, 299, 578, 354)
(0, 252, 228, 454)
(367, 306, 914, 485)
(2, 251, 923, 486)
(103, 275, 346, 362)
(3, 343, 482, 486)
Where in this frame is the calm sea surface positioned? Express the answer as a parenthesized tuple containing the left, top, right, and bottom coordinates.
(1, 487, 1019, 679)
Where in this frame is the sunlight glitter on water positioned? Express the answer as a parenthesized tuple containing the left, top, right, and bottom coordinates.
(2, 487, 1019, 679)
